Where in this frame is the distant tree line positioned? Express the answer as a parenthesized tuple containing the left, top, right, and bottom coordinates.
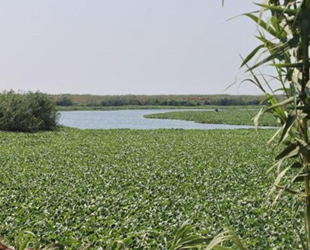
(50, 94, 279, 107)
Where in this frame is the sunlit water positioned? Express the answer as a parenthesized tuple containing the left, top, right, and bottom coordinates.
(59, 110, 255, 130)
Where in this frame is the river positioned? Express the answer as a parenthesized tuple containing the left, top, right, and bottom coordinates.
(59, 109, 255, 130)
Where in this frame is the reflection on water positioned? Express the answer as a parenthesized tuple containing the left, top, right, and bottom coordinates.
(59, 109, 255, 130)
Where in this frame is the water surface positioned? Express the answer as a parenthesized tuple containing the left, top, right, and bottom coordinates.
(59, 110, 254, 130)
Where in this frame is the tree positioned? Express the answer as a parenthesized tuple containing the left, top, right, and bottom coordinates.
(55, 96, 73, 106)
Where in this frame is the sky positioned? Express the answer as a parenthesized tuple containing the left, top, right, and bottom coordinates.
(0, 0, 264, 95)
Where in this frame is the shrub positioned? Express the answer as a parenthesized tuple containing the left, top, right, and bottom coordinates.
(55, 96, 73, 106)
(0, 91, 59, 132)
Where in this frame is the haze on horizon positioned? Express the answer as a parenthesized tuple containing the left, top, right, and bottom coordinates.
(0, 1, 264, 96)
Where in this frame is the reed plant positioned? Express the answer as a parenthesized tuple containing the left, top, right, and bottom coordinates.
(228, 0, 310, 248)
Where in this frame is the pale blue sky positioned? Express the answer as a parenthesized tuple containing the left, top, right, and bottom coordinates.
(0, 0, 262, 95)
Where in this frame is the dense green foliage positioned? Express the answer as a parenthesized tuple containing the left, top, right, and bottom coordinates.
(55, 96, 73, 107)
(0, 128, 302, 249)
(49, 94, 272, 108)
(145, 109, 277, 126)
(237, 0, 310, 247)
(0, 91, 59, 132)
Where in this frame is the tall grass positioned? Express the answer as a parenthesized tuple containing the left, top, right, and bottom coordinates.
(233, 0, 310, 248)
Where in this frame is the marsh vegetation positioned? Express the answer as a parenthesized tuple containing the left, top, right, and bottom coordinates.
(0, 128, 296, 249)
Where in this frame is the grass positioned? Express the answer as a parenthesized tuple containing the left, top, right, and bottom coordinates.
(144, 109, 277, 126)
(0, 128, 303, 249)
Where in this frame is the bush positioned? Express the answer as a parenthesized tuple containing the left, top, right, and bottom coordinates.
(0, 91, 59, 132)
(55, 96, 73, 106)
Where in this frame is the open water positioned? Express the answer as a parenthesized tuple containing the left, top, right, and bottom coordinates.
(59, 109, 255, 130)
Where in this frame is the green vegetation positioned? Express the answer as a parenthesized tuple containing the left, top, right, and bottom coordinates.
(55, 96, 73, 107)
(48, 94, 274, 109)
(3, 0, 310, 248)
(0, 128, 301, 249)
(236, 0, 310, 247)
(0, 91, 59, 132)
(145, 109, 277, 126)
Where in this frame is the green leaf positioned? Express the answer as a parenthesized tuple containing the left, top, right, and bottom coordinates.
(278, 111, 297, 144)
(243, 13, 278, 37)
(293, 173, 309, 183)
(253, 108, 265, 130)
(266, 96, 295, 111)
(270, 165, 292, 196)
(268, 128, 283, 145)
(205, 229, 248, 250)
(272, 62, 303, 68)
(15, 231, 37, 250)
(247, 44, 289, 71)
(257, 3, 299, 16)
(276, 185, 306, 197)
(241, 44, 265, 67)
(275, 142, 300, 161)
(291, 162, 303, 168)
(270, 15, 286, 38)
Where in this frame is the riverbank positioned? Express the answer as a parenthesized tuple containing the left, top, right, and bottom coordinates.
(144, 109, 277, 127)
